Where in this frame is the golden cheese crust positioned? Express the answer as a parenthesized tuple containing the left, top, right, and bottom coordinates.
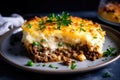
(22, 15, 106, 64)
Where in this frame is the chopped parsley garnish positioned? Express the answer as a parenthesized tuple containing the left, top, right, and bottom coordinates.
(80, 23, 84, 27)
(93, 36, 97, 39)
(28, 23, 32, 28)
(56, 15, 61, 21)
(80, 28, 86, 32)
(58, 12, 72, 27)
(39, 18, 46, 30)
(39, 25, 46, 30)
(97, 28, 101, 31)
(49, 64, 55, 68)
(57, 21, 61, 30)
(26, 60, 34, 66)
(62, 19, 72, 26)
(47, 13, 56, 22)
(103, 47, 116, 57)
(37, 12, 72, 30)
(49, 64, 59, 69)
(103, 72, 111, 78)
(42, 63, 46, 67)
(47, 11, 72, 30)
(70, 63, 77, 70)
(55, 67, 59, 69)
(39, 21, 44, 25)
(41, 39, 46, 43)
(58, 42, 63, 47)
(33, 41, 40, 46)
(36, 64, 41, 67)
(66, 43, 75, 49)
(53, 27, 57, 30)
(39, 18, 44, 25)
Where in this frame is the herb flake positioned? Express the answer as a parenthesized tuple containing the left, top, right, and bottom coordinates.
(93, 36, 97, 39)
(47, 12, 72, 30)
(39, 18, 44, 25)
(36, 64, 41, 67)
(39, 25, 46, 30)
(58, 42, 63, 47)
(41, 39, 46, 43)
(28, 23, 32, 28)
(103, 72, 111, 78)
(70, 63, 77, 70)
(80, 28, 86, 32)
(49, 64, 59, 69)
(103, 47, 116, 57)
(42, 63, 46, 67)
(80, 23, 84, 27)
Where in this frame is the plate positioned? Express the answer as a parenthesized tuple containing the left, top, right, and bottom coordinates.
(98, 14, 120, 27)
(0, 24, 120, 74)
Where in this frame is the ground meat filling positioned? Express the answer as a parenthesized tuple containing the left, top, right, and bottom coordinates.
(27, 43, 101, 65)
(78, 45, 100, 61)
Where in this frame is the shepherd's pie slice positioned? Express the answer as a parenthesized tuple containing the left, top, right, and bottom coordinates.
(21, 12, 106, 65)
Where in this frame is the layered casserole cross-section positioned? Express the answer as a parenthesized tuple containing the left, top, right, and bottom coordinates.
(22, 12, 106, 65)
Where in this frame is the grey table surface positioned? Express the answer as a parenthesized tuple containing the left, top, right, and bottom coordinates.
(0, 11, 120, 80)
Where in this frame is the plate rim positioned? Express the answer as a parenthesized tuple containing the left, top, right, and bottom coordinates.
(0, 24, 120, 74)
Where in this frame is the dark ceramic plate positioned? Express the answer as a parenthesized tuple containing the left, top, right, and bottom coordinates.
(0, 24, 120, 74)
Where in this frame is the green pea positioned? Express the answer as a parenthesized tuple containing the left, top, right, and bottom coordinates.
(33, 41, 40, 46)
(26, 60, 34, 66)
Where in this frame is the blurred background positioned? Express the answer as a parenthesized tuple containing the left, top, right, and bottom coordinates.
(0, 0, 100, 15)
